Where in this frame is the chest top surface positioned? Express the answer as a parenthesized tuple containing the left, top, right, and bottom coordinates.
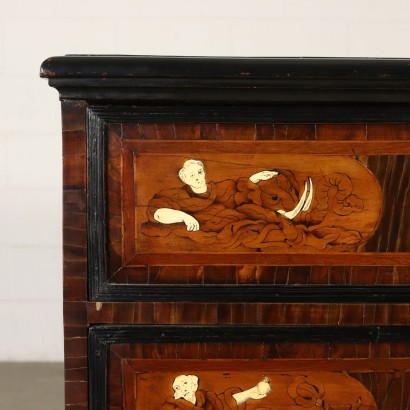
(40, 55, 410, 103)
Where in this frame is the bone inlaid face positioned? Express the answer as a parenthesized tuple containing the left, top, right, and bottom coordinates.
(138, 155, 382, 253)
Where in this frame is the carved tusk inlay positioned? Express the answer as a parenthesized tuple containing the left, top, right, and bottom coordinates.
(277, 178, 313, 220)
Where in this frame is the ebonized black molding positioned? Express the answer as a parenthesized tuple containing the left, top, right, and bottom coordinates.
(87, 108, 107, 300)
(92, 283, 410, 303)
(88, 103, 410, 124)
(88, 324, 410, 410)
(41, 56, 410, 79)
(41, 56, 410, 104)
(87, 105, 410, 303)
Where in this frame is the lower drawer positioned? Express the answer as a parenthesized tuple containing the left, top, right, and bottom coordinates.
(88, 325, 410, 410)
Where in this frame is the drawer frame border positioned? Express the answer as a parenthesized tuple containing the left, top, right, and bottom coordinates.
(87, 105, 410, 302)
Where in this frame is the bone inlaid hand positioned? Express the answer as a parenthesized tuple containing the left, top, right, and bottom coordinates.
(154, 208, 200, 231)
(249, 170, 279, 184)
(232, 377, 272, 405)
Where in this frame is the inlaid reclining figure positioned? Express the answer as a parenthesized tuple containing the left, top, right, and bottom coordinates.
(160, 374, 271, 410)
(143, 159, 365, 251)
(150, 159, 313, 232)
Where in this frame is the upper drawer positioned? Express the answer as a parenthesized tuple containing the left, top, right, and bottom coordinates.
(42, 56, 410, 302)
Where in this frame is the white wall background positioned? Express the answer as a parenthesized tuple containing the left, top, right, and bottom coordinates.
(1, 0, 410, 361)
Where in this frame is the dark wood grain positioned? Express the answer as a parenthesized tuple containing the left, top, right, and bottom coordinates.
(124, 122, 410, 142)
(317, 124, 367, 140)
(365, 155, 410, 252)
(126, 253, 410, 266)
(62, 101, 89, 409)
(126, 139, 410, 154)
(86, 302, 410, 326)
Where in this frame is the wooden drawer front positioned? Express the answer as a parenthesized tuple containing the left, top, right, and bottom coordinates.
(83, 108, 410, 301)
(89, 325, 410, 410)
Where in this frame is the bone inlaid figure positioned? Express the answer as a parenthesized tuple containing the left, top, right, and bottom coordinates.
(160, 374, 271, 410)
(142, 158, 377, 252)
(153, 159, 312, 232)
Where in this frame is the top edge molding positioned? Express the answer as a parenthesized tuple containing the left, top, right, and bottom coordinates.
(41, 55, 410, 80)
(40, 55, 410, 103)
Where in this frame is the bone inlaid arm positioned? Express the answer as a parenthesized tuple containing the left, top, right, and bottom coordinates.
(232, 379, 271, 404)
(249, 170, 278, 184)
(154, 208, 200, 231)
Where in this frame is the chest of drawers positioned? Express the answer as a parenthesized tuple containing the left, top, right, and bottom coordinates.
(41, 56, 410, 409)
